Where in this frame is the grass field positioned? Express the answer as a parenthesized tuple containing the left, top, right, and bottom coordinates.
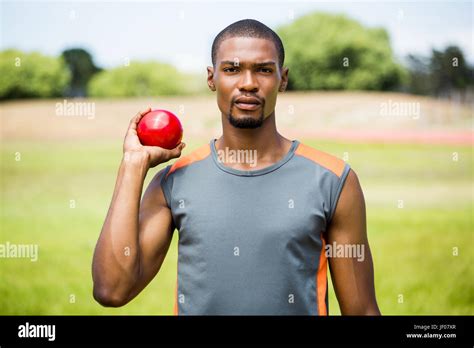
(1, 137, 472, 315)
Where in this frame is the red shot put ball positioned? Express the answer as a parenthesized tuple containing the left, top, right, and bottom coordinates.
(137, 109, 183, 149)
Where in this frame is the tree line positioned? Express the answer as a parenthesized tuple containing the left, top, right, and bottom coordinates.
(1, 12, 472, 100)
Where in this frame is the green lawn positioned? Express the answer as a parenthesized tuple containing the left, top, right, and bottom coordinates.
(1, 139, 472, 314)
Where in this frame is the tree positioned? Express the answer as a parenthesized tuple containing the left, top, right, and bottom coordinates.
(277, 12, 407, 91)
(405, 46, 474, 98)
(429, 46, 473, 97)
(88, 61, 193, 97)
(0, 49, 70, 99)
(61, 48, 101, 97)
(405, 54, 433, 95)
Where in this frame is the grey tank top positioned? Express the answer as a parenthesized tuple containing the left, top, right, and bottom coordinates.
(160, 139, 351, 315)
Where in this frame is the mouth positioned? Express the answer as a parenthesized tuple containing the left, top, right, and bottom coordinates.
(234, 97, 262, 111)
(234, 102, 261, 111)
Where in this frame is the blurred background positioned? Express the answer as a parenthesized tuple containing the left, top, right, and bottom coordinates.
(0, 0, 472, 315)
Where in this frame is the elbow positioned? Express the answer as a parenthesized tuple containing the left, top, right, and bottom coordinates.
(366, 305, 381, 316)
(93, 286, 129, 308)
(341, 301, 381, 316)
(361, 303, 382, 316)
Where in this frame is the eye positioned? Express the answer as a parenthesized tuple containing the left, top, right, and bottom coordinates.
(223, 67, 239, 73)
(258, 68, 273, 73)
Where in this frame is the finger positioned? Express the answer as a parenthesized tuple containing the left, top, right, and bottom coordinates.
(167, 142, 186, 159)
(128, 112, 141, 130)
(140, 107, 152, 116)
(129, 107, 151, 130)
(148, 142, 185, 161)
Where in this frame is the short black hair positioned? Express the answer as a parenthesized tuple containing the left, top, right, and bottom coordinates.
(211, 19, 285, 69)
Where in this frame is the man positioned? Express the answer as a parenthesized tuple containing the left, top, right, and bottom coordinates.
(92, 19, 380, 315)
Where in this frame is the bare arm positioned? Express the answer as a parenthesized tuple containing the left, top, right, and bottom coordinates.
(327, 169, 381, 315)
(92, 108, 185, 307)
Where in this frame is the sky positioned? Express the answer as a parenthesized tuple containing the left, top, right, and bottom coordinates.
(1, 0, 472, 73)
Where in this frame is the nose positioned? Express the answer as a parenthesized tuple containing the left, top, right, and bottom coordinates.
(237, 70, 259, 93)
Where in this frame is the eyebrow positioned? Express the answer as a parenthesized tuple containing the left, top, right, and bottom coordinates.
(219, 60, 276, 68)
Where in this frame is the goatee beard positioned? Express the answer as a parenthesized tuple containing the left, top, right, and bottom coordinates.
(227, 99, 265, 129)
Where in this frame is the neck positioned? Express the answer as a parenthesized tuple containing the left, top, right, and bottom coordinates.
(215, 111, 292, 167)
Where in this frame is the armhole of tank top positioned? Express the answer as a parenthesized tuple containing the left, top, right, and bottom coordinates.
(160, 165, 173, 209)
(328, 163, 351, 223)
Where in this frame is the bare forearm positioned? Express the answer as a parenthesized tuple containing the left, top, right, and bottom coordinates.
(331, 247, 381, 316)
(92, 151, 150, 302)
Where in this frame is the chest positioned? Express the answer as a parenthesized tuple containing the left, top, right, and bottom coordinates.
(169, 172, 328, 254)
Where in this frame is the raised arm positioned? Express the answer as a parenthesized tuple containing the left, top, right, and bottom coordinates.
(92, 108, 185, 307)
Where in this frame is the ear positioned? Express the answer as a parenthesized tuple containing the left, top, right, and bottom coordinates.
(279, 67, 289, 92)
(207, 66, 216, 92)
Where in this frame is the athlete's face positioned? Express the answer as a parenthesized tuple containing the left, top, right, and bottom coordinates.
(207, 37, 289, 129)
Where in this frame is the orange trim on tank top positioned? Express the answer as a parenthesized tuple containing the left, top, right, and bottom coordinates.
(166, 144, 211, 178)
(317, 233, 328, 315)
(295, 143, 345, 178)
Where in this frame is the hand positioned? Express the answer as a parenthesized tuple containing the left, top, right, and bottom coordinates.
(123, 107, 186, 168)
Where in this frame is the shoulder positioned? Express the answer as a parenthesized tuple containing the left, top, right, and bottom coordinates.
(166, 143, 211, 178)
(294, 142, 347, 178)
(339, 168, 363, 204)
(332, 168, 365, 222)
